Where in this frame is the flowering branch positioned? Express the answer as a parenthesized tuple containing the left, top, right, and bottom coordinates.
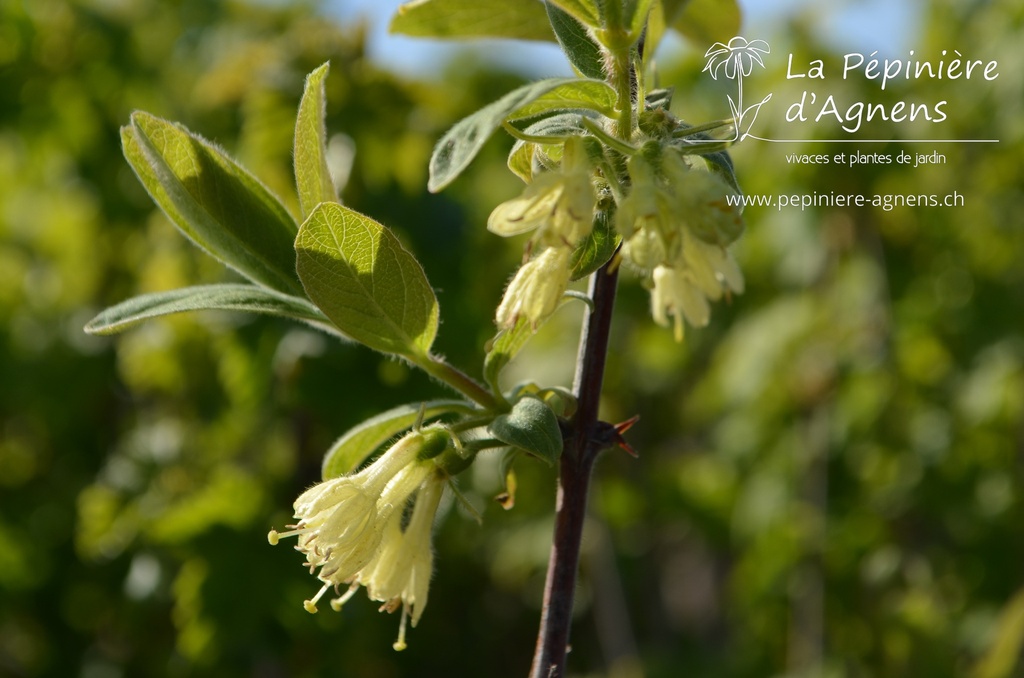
(530, 255, 620, 678)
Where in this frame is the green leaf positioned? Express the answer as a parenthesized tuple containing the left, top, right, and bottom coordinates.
(390, 0, 554, 41)
(701, 148, 741, 195)
(483, 318, 536, 393)
(429, 78, 609, 192)
(295, 202, 439, 357)
(546, 0, 601, 27)
(83, 284, 336, 336)
(646, 87, 675, 110)
(508, 80, 616, 121)
(294, 62, 338, 219)
(545, 2, 606, 80)
(322, 400, 474, 479)
(487, 395, 563, 465)
(673, 0, 742, 46)
(507, 113, 589, 182)
(122, 112, 302, 295)
(569, 207, 620, 280)
(627, 0, 656, 36)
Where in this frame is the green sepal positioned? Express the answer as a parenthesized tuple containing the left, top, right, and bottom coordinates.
(321, 400, 475, 479)
(295, 202, 439, 357)
(294, 62, 339, 219)
(545, 2, 606, 80)
(121, 112, 302, 295)
(390, 0, 555, 41)
(429, 78, 612, 193)
(569, 207, 620, 281)
(83, 284, 337, 337)
(487, 395, 563, 466)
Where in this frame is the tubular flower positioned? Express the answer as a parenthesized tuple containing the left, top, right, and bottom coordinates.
(649, 232, 744, 342)
(488, 136, 596, 248)
(358, 472, 446, 650)
(663, 155, 745, 248)
(615, 148, 745, 341)
(495, 245, 572, 329)
(616, 156, 682, 268)
(268, 428, 445, 616)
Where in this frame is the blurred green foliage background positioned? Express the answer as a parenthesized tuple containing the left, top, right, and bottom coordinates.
(0, 0, 1021, 677)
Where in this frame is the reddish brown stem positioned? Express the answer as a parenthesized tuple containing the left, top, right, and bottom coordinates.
(530, 258, 620, 678)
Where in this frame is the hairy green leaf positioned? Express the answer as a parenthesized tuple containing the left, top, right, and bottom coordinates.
(84, 284, 335, 336)
(322, 400, 474, 479)
(429, 78, 609, 192)
(545, 0, 601, 27)
(122, 112, 302, 295)
(295, 202, 438, 357)
(508, 80, 616, 121)
(507, 113, 588, 182)
(545, 2, 605, 80)
(569, 208, 620, 281)
(483, 318, 535, 393)
(294, 62, 338, 219)
(488, 396, 563, 465)
(390, 0, 553, 41)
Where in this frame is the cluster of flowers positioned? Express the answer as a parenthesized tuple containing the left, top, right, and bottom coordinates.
(488, 135, 745, 340)
(269, 427, 451, 650)
(488, 136, 597, 329)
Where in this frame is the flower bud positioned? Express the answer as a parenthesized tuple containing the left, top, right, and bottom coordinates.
(495, 246, 571, 329)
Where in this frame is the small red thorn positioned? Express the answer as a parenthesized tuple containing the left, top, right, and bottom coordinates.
(613, 415, 640, 457)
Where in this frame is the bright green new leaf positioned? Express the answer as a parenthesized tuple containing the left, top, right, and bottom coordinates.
(294, 62, 338, 219)
(295, 202, 439, 357)
(122, 112, 303, 295)
(429, 78, 611, 192)
(569, 208, 620, 281)
(673, 0, 742, 46)
(483, 318, 536, 393)
(390, 0, 554, 41)
(488, 395, 563, 465)
(83, 284, 337, 336)
(545, 2, 606, 80)
(322, 400, 474, 479)
(507, 80, 616, 121)
(545, 0, 601, 28)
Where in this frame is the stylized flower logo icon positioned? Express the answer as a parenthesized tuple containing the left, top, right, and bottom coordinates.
(698, 36, 772, 141)
(703, 37, 771, 80)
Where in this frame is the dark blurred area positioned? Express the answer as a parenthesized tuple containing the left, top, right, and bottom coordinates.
(0, 1, 1021, 677)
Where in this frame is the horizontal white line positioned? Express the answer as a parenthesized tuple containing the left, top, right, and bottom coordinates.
(744, 135, 1000, 143)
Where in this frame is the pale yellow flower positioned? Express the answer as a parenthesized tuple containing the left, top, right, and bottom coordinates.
(488, 136, 596, 248)
(359, 473, 445, 650)
(651, 264, 710, 342)
(495, 246, 571, 329)
(268, 429, 441, 614)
